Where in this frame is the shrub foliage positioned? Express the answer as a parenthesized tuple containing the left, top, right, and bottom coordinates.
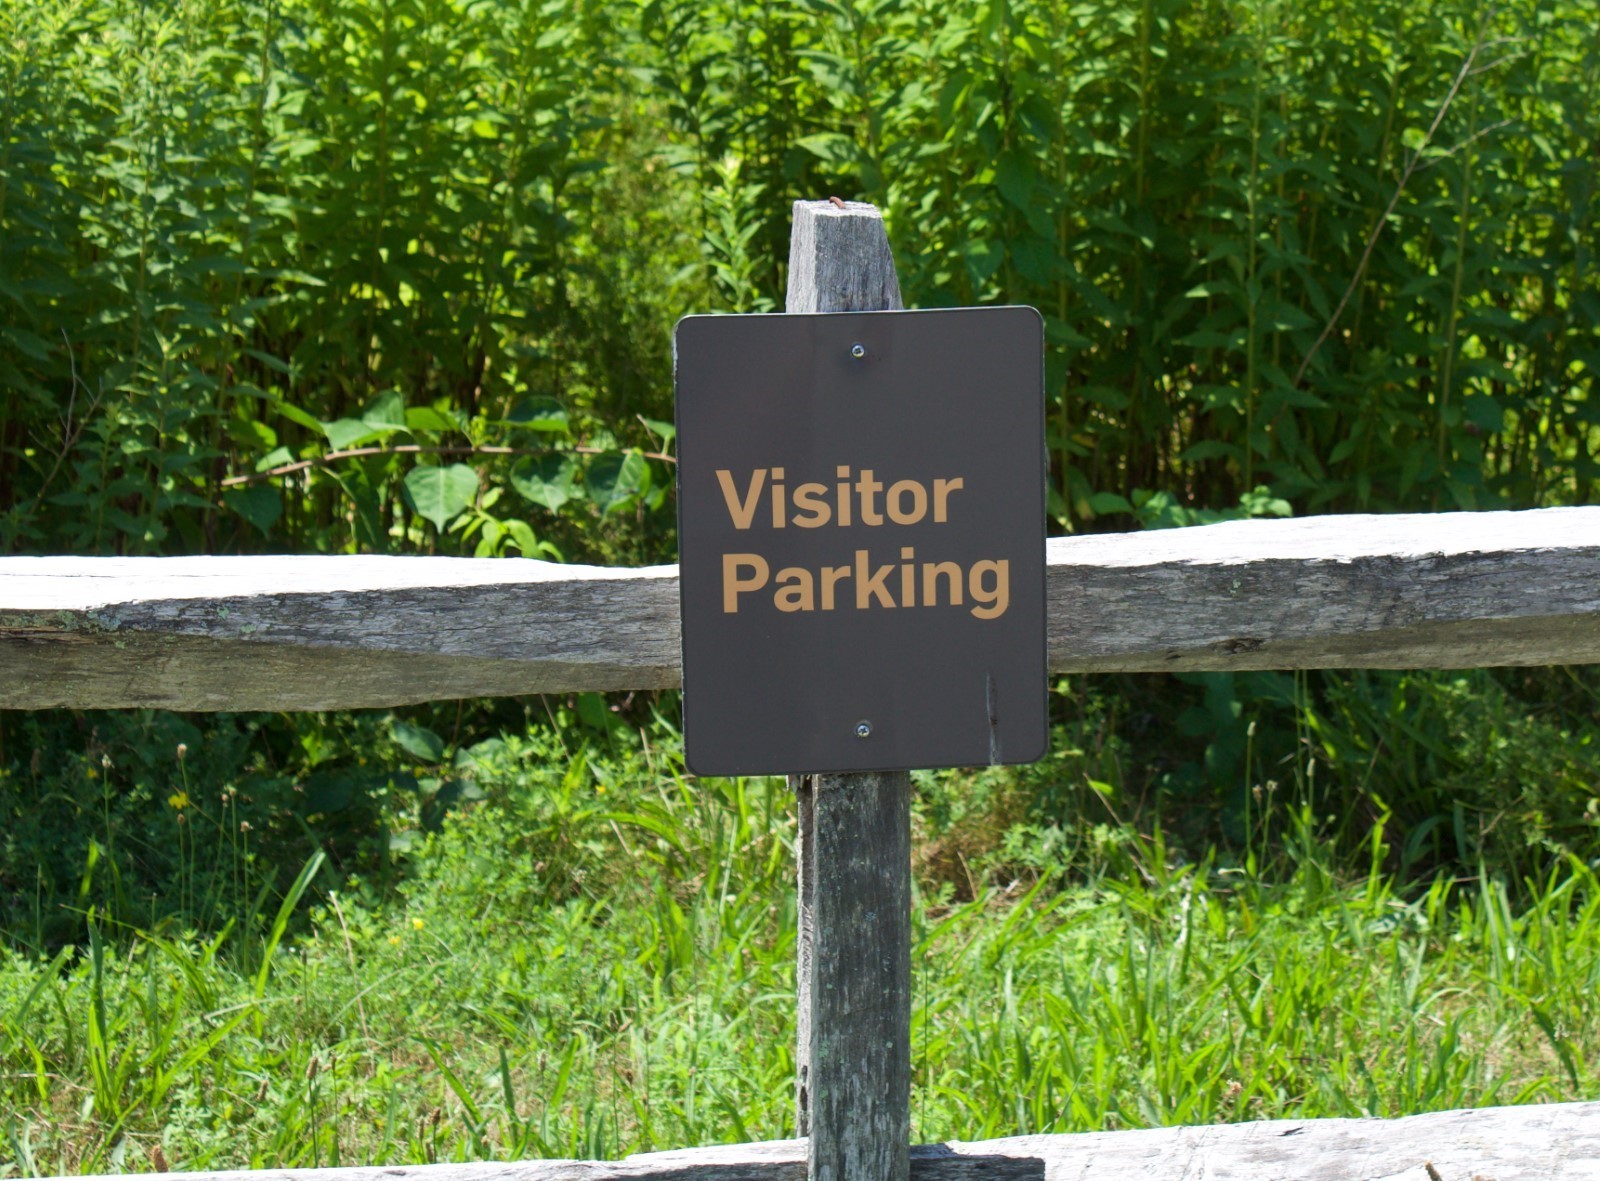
(2, 0, 1595, 558)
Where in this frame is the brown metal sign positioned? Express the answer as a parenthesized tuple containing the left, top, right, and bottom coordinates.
(674, 306, 1046, 776)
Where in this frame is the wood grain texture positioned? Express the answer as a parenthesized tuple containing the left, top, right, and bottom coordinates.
(785, 200, 903, 314)
(785, 197, 911, 1181)
(4, 507, 1598, 710)
(0, 555, 679, 709)
(1047, 505, 1600, 672)
(67, 1100, 1600, 1181)
(794, 773, 815, 1137)
(802, 771, 912, 1181)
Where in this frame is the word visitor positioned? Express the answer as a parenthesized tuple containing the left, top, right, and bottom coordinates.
(714, 465, 1011, 619)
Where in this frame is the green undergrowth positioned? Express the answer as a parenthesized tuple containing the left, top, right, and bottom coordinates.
(2, 713, 1598, 1175)
(8, 667, 1600, 952)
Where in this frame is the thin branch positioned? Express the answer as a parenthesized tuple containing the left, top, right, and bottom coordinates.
(28, 330, 102, 516)
(1468, 52, 1528, 76)
(1292, 24, 1500, 389)
(1418, 119, 1517, 170)
(220, 444, 677, 488)
(635, 413, 676, 453)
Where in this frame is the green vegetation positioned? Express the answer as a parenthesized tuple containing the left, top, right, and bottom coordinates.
(2, 0, 1599, 1170)
(3, 0, 1595, 556)
(4, 678, 1600, 1172)
(3, 721, 1598, 1173)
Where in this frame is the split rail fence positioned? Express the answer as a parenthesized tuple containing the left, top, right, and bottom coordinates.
(4, 201, 1600, 1180)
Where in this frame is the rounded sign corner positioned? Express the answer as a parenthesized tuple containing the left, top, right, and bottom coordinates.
(1010, 731, 1051, 768)
(1013, 303, 1045, 330)
(681, 748, 720, 780)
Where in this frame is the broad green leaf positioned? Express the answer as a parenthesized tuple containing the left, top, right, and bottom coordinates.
(322, 418, 383, 450)
(1464, 395, 1505, 432)
(1013, 234, 1059, 283)
(510, 454, 580, 511)
(638, 417, 676, 448)
(506, 397, 569, 432)
(794, 132, 860, 165)
(456, 737, 507, 771)
(390, 719, 445, 762)
(362, 390, 408, 433)
(254, 446, 293, 472)
(1088, 491, 1133, 515)
(962, 238, 1004, 284)
(223, 485, 282, 535)
(1328, 436, 1364, 465)
(1238, 488, 1293, 519)
(1178, 440, 1239, 463)
(575, 691, 627, 735)
(274, 401, 323, 432)
(2, 327, 51, 361)
(228, 416, 277, 451)
(473, 518, 504, 557)
(585, 451, 650, 515)
(1177, 329, 1247, 350)
(995, 151, 1035, 212)
(244, 348, 292, 375)
(406, 407, 459, 434)
(1043, 316, 1092, 348)
(404, 464, 479, 529)
(503, 518, 548, 558)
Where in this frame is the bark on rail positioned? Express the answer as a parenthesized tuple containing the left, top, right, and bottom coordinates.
(68, 1099, 1600, 1181)
(3, 506, 1598, 711)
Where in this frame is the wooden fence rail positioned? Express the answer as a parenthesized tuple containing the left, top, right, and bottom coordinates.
(73, 1099, 1600, 1181)
(3, 504, 1597, 711)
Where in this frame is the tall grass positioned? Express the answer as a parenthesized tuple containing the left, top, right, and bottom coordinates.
(2, 730, 1597, 1175)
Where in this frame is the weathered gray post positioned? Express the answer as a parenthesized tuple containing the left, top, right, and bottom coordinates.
(786, 199, 911, 1181)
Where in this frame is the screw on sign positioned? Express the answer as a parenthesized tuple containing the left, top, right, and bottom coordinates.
(674, 199, 1047, 1181)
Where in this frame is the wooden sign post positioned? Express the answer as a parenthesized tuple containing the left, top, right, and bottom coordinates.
(675, 198, 1044, 1181)
(787, 200, 911, 1181)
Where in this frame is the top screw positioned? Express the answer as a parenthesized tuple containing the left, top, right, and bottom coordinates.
(850, 342, 866, 359)
(855, 721, 872, 739)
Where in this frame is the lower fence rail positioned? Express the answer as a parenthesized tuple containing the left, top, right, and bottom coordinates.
(68, 1101, 1600, 1181)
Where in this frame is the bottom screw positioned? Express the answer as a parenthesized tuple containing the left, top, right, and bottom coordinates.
(855, 721, 873, 739)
